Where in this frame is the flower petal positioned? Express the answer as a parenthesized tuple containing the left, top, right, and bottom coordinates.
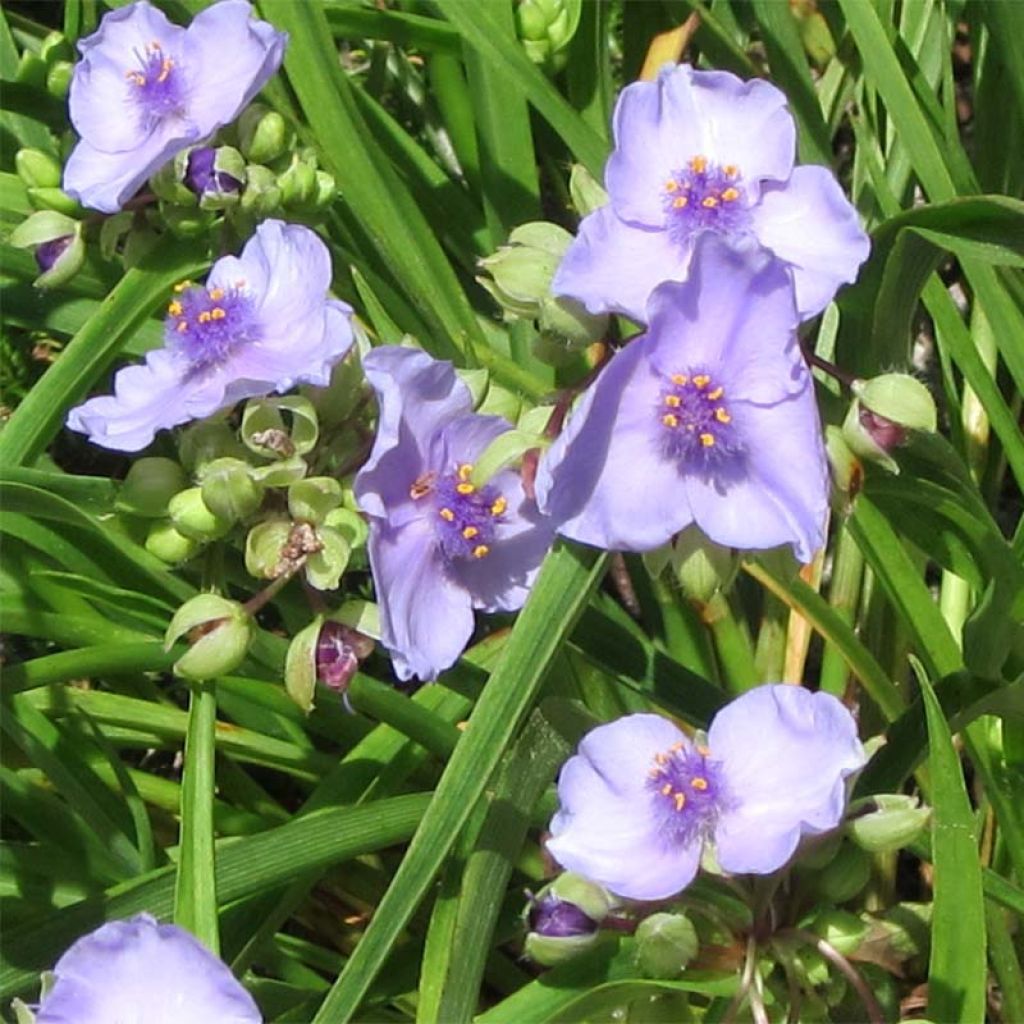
(69, 51, 153, 153)
(187, 0, 287, 133)
(36, 913, 261, 1024)
(751, 165, 870, 318)
(552, 204, 686, 323)
(355, 347, 473, 523)
(536, 335, 695, 551)
(368, 517, 475, 681)
(75, 0, 185, 63)
(710, 685, 865, 875)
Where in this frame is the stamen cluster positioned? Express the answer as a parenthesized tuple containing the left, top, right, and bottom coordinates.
(662, 156, 748, 243)
(428, 463, 508, 562)
(165, 281, 259, 370)
(658, 371, 739, 468)
(647, 741, 725, 845)
(126, 41, 186, 125)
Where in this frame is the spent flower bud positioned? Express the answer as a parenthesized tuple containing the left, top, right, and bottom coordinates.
(199, 457, 264, 522)
(284, 616, 375, 712)
(164, 594, 252, 680)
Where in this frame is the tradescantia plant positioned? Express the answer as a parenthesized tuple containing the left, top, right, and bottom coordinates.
(2, 3, 1022, 1024)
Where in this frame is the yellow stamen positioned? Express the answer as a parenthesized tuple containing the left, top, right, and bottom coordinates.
(715, 408, 732, 424)
(462, 526, 479, 540)
(691, 777, 709, 791)
(700, 433, 716, 448)
(707, 386, 724, 401)
(198, 311, 212, 324)
(662, 413, 679, 428)
(490, 496, 507, 517)
(210, 307, 226, 321)
(439, 507, 455, 522)
(671, 373, 688, 386)
(472, 544, 490, 559)
(157, 57, 173, 83)
(661, 783, 673, 796)
(689, 155, 708, 173)
(702, 196, 719, 209)
(456, 482, 475, 495)
(693, 374, 710, 389)
(672, 196, 689, 209)
(173, 280, 192, 293)
(723, 164, 739, 178)
(457, 463, 474, 481)
(721, 187, 740, 202)
(125, 71, 145, 86)
(167, 300, 183, 316)
(649, 768, 664, 779)
(674, 792, 687, 811)
(208, 288, 224, 301)
(176, 321, 188, 333)
(665, 179, 678, 192)
(670, 742, 684, 752)
(655, 752, 668, 766)
(410, 472, 436, 500)
(664, 394, 681, 408)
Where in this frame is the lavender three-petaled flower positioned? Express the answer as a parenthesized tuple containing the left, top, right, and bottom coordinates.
(67, 219, 353, 451)
(354, 347, 554, 682)
(537, 235, 829, 562)
(547, 685, 866, 901)
(554, 63, 869, 323)
(64, 0, 286, 213)
(34, 913, 261, 1023)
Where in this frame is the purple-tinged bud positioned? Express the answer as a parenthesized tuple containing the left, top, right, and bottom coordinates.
(522, 873, 615, 967)
(528, 892, 598, 938)
(9, 210, 84, 288)
(842, 374, 936, 474)
(185, 147, 244, 197)
(859, 406, 906, 451)
(285, 614, 375, 712)
(35, 234, 73, 273)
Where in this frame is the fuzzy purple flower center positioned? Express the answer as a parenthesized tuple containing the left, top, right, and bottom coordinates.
(662, 155, 749, 244)
(419, 463, 507, 563)
(125, 41, 187, 126)
(165, 281, 261, 370)
(646, 740, 726, 846)
(658, 370, 742, 469)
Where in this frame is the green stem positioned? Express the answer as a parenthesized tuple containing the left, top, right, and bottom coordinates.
(753, 589, 788, 683)
(819, 523, 866, 697)
(986, 901, 1024, 1024)
(704, 592, 758, 694)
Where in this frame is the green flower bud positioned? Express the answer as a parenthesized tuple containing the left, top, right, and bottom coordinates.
(99, 211, 135, 261)
(847, 794, 931, 853)
(569, 163, 609, 217)
(240, 164, 282, 216)
(663, 525, 737, 604)
(242, 395, 319, 459)
(238, 104, 291, 164)
(245, 519, 293, 579)
(40, 31, 73, 65)
(46, 60, 73, 99)
(634, 913, 699, 979)
(537, 294, 607, 352)
(8, 211, 85, 289)
(145, 520, 200, 564)
(149, 150, 198, 206)
(842, 374, 936, 474)
(168, 487, 233, 541)
(161, 202, 216, 240)
(15, 52, 47, 88)
(26, 186, 82, 217)
(279, 154, 317, 207)
(15, 148, 62, 189)
(118, 457, 188, 517)
(312, 169, 336, 208)
(199, 457, 264, 522)
(288, 477, 343, 524)
(178, 419, 247, 472)
(802, 841, 871, 904)
(165, 594, 252, 680)
(808, 909, 868, 957)
(515, 0, 581, 72)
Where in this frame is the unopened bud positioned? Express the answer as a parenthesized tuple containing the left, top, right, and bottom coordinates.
(662, 525, 737, 604)
(843, 374, 936, 473)
(118, 457, 188, 517)
(515, 0, 580, 72)
(312, 169, 336, 208)
(16, 148, 62, 189)
(634, 912, 699, 979)
(808, 909, 867, 957)
(279, 154, 317, 207)
(9, 211, 84, 289)
(802, 841, 871, 903)
(168, 487, 233, 541)
(240, 164, 282, 216)
(568, 164, 609, 217)
(185, 146, 246, 210)
(523, 873, 614, 966)
(199, 457, 263, 522)
(238, 104, 291, 164)
(164, 594, 252, 680)
(178, 419, 247, 472)
(27, 186, 82, 217)
(46, 60, 73, 99)
(847, 794, 931, 853)
(144, 520, 199, 564)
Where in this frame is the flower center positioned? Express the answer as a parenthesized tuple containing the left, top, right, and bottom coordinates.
(662, 155, 748, 244)
(420, 463, 507, 562)
(165, 280, 260, 370)
(658, 371, 741, 469)
(646, 741, 725, 846)
(125, 41, 186, 125)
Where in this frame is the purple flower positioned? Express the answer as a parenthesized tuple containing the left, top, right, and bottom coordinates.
(185, 146, 243, 197)
(554, 63, 869, 323)
(35, 913, 261, 1023)
(547, 685, 865, 901)
(536, 235, 828, 562)
(67, 219, 353, 451)
(63, 0, 286, 213)
(354, 347, 554, 681)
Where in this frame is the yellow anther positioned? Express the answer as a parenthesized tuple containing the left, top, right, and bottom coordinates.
(125, 71, 145, 86)
(689, 155, 708, 173)
(410, 472, 436, 500)
(655, 752, 668, 766)
(490, 496, 507, 517)
(671, 373, 688, 386)
(715, 408, 732, 424)
(208, 288, 224, 301)
(674, 792, 687, 811)
(210, 307, 226, 320)
(721, 187, 740, 202)
(174, 280, 192, 293)
(672, 196, 689, 209)
(691, 777, 709, 791)
(700, 433, 716, 448)
(167, 300, 183, 316)
(670, 742, 684, 752)
(457, 463, 474, 481)
(439, 507, 455, 522)
(462, 526, 479, 540)
(157, 57, 173, 83)
(456, 482, 475, 495)
(198, 311, 212, 324)
(661, 783, 673, 796)
(701, 196, 719, 209)
(176, 321, 188, 333)
(723, 164, 739, 178)
(649, 768, 664, 779)
(472, 544, 490, 559)
(665, 179, 678, 192)
(707, 386, 724, 400)
(693, 374, 710, 389)
(664, 394, 681, 408)
(662, 413, 680, 428)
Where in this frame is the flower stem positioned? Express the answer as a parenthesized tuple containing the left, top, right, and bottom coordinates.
(789, 927, 884, 1024)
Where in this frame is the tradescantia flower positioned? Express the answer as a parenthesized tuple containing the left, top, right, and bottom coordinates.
(354, 347, 554, 681)
(33, 913, 261, 1023)
(536, 235, 828, 562)
(63, 0, 286, 213)
(67, 219, 353, 451)
(554, 63, 869, 323)
(547, 685, 865, 901)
